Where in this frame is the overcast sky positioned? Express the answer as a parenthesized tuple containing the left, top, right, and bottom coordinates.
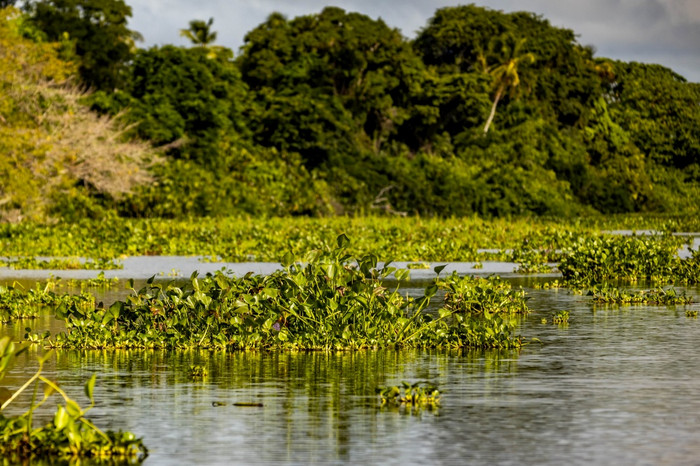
(128, 0, 700, 82)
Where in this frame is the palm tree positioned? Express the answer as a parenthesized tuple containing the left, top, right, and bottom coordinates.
(482, 36, 535, 134)
(180, 18, 218, 47)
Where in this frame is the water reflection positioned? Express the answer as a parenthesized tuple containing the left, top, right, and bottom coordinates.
(2, 278, 700, 465)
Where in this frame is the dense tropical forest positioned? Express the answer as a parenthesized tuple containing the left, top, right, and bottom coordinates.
(1, 0, 698, 222)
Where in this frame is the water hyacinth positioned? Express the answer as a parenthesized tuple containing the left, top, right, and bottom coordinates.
(559, 234, 698, 286)
(39, 236, 526, 351)
(0, 282, 95, 323)
(589, 286, 693, 305)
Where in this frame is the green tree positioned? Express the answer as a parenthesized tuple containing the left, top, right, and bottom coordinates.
(238, 7, 425, 162)
(414, 4, 508, 73)
(481, 36, 535, 134)
(0, 9, 153, 222)
(23, 0, 141, 90)
(117, 45, 249, 169)
(415, 5, 602, 131)
(607, 62, 700, 169)
(180, 17, 217, 46)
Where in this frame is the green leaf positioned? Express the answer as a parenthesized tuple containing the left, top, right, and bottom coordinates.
(336, 233, 350, 249)
(434, 264, 447, 276)
(281, 252, 295, 268)
(54, 405, 69, 430)
(394, 269, 411, 282)
(65, 399, 82, 417)
(44, 381, 56, 399)
(84, 374, 97, 402)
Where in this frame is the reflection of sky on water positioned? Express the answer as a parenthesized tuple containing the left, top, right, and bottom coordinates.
(2, 276, 700, 465)
(0, 256, 530, 280)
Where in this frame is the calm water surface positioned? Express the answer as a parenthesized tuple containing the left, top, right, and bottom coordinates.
(2, 270, 700, 465)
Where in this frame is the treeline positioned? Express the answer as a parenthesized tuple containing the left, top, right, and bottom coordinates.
(1, 1, 698, 221)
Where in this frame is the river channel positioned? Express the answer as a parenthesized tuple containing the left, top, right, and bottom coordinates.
(2, 259, 700, 465)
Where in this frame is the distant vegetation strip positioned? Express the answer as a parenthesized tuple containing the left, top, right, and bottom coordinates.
(1, 215, 698, 267)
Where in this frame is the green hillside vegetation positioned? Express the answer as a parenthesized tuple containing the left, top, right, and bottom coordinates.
(1, 2, 698, 221)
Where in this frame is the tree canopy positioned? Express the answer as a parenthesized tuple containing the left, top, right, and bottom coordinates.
(2, 2, 698, 220)
(23, 0, 140, 90)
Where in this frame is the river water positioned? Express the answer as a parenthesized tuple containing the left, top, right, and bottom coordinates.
(2, 264, 700, 465)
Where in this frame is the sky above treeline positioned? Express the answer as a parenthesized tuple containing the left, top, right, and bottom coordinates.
(128, 0, 700, 82)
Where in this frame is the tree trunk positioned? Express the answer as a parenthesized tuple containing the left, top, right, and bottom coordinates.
(483, 84, 504, 134)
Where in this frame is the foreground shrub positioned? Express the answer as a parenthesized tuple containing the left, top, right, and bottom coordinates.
(0, 337, 148, 462)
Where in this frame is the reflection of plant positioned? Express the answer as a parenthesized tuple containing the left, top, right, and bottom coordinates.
(189, 365, 208, 379)
(533, 280, 566, 290)
(552, 310, 569, 324)
(378, 382, 440, 410)
(0, 337, 148, 462)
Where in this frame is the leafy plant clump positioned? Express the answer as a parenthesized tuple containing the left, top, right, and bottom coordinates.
(510, 239, 561, 274)
(439, 272, 529, 316)
(559, 234, 698, 286)
(66, 271, 120, 290)
(0, 337, 148, 462)
(590, 286, 693, 305)
(377, 382, 440, 410)
(37, 236, 526, 350)
(551, 310, 570, 324)
(0, 282, 95, 323)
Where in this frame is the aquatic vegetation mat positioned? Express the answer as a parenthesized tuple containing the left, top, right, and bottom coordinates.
(589, 286, 693, 305)
(35, 237, 527, 350)
(0, 216, 601, 265)
(559, 234, 699, 286)
(0, 257, 121, 270)
(0, 337, 148, 462)
(0, 282, 95, 323)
